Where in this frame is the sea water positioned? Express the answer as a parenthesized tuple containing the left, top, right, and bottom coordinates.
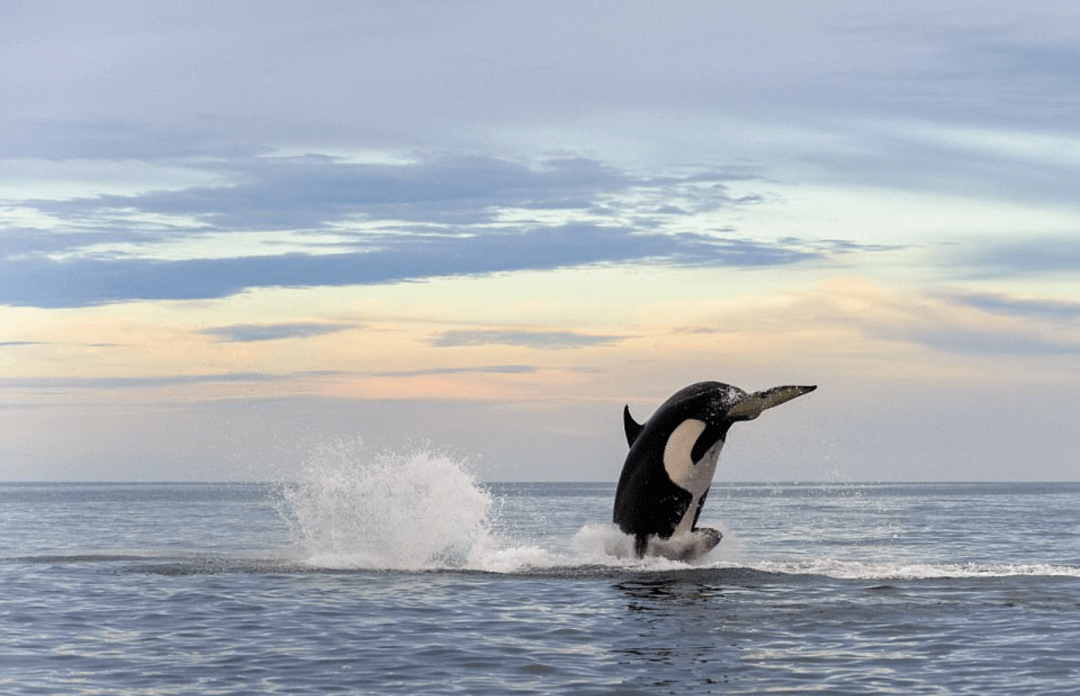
(3, 447, 1080, 694)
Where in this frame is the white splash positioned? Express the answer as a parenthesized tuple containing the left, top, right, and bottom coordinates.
(278, 440, 739, 572)
(282, 441, 499, 570)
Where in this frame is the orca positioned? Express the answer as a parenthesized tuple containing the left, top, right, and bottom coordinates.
(613, 381, 816, 559)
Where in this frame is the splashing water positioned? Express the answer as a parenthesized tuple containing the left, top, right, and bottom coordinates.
(282, 442, 499, 570)
(278, 440, 735, 572)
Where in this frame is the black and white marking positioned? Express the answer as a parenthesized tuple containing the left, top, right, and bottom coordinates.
(613, 381, 816, 559)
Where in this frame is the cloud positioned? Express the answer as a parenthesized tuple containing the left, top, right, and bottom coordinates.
(826, 281, 1080, 356)
(671, 326, 726, 335)
(0, 152, 856, 308)
(0, 372, 342, 392)
(201, 322, 357, 342)
(432, 329, 630, 350)
(962, 236, 1080, 277)
(941, 290, 1080, 322)
(0, 222, 822, 308)
(0, 227, 152, 259)
(0, 340, 120, 349)
(0, 367, 537, 393)
(899, 325, 1080, 356)
(6, 5, 1080, 217)
(27, 154, 635, 231)
(374, 365, 538, 378)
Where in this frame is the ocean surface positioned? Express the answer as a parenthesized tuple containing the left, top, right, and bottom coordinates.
(3, 450, 1080, 694)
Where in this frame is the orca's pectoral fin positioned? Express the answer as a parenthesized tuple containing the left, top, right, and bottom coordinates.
(623, 405, 644, 447)
(728, 385, 817, 421)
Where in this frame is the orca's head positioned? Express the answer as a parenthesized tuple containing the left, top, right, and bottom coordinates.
(666, 381, 815, 421)
(623, 381, 817, 459)
(657, 381, 817, 463)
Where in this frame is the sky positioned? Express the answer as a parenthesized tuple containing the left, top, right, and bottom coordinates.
(3, 1, 1080, 482)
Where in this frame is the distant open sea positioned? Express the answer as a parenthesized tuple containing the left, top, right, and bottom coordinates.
(4, 451, 1080, 694)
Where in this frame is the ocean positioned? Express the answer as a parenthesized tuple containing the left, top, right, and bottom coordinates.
(3, 449, 1079, 695)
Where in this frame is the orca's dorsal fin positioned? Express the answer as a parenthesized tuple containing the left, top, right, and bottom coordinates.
(623, 405, 644, 447)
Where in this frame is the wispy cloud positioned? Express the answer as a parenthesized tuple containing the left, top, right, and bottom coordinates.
(0, 227, 152, 259)
(374, 365, 538, 378)
(201, 322, 357, 342)
(941, 290, 1080, 322)
(0, 340, 121, 348)
(431, 329, 630, 350)
(0, 224, 822, 308)
(963, 237, 1080, 277)
(896, 324, 1080, 356)
(830, 281, 1080, 356)
(30, 154, 633, 230)
(671, 326, 726, 335)
(1, 152, 886, 308)
(0, 367, 538, 393)
(0, 372, 344, 391)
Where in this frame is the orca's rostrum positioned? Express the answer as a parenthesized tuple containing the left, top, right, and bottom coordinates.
(613, 381, 816, 559)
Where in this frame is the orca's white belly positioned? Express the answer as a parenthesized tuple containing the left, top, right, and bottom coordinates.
(662, 419, 724, 535)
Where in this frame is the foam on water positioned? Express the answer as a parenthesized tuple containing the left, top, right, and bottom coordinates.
(740, 558, 1080, 580)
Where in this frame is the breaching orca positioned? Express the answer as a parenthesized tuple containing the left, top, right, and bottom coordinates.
(613, 381, 816, 559)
